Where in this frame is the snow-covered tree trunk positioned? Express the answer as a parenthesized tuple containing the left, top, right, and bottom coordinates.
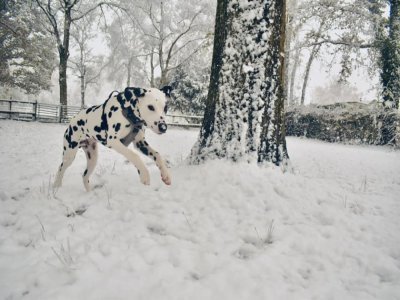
(258, 0, 288, 164)
(381, 0, 400, 109)
(190, 0, 289, 166)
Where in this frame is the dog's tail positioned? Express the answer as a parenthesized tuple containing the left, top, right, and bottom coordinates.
(106, 90, 120, 101)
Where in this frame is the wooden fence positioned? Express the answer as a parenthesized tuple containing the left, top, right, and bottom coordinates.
(0, 99, 202, 128)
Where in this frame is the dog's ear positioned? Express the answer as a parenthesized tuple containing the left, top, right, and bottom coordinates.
(160, 86, 173, 98)
(125, 87, 146, 100)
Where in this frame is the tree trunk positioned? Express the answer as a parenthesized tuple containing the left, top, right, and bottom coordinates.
(189, 0, 228, 160)
(126, 60, 132, 87)
(150, 48, 155, 87)
(258, 0, 288, 165)
(80, 73, 85, 108)
(284, 45, 290, 107)
(59, 51, 68, 107)
(381, 0, 400, 109)
(300, 44, 320, 105)
(190, 0, 288, 166)
(289, 46, 301, 105)
(59, 8, 71, 119)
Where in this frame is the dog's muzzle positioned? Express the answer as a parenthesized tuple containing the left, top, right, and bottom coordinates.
(158, 122, 167, 133)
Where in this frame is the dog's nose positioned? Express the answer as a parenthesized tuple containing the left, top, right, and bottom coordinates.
(158, 122, 167, 133)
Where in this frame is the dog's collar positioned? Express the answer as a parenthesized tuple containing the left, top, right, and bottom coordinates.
(116, 92, 144, 126)
(122, 107, 144, 126)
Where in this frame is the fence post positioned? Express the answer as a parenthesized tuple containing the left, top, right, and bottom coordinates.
(33, 100, 38, 121)
(58, 105, 62, 123)
(8, 100, 12, 119)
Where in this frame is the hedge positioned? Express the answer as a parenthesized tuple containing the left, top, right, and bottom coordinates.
(285, 102, 400, 147)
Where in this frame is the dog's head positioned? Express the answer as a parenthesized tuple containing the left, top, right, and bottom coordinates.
(122, 86, 172, 134)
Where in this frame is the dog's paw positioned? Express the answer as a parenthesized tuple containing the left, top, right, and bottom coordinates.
(139, 168, 150, 186)
(161, 170, 171, 186)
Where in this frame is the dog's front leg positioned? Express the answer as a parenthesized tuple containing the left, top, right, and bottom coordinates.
(134, 137, 171, 185)
(109, 141, 150, 185)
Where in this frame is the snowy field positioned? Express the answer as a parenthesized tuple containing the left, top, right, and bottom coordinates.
(0, 119, 400, 300)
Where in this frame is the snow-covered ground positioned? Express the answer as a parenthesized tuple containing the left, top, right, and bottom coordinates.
(0, 120, 399, 300)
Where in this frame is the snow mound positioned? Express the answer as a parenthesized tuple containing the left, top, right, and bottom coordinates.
(0, 120, 399, 300)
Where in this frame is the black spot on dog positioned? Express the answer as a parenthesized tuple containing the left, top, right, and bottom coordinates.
(70, 141, 78, 149)
(124, 88, 133, 100)
(133, 87, 146, 97)
(63, 146, 66, 151)
(94, 126, 101, 132)
(160, 86, 173, 97)
(125, 124, 130, 128)
(73, 126, 78, 131)
(115, 123, 121, 132)
(137, 170, 140, 175)
(92, 105, 101, 112)
(136, 142, 149, 156)
(110, 106, 119, 112)
(87, 152, 91, 160)
(154, 121, 157, 125)
(131, 99, 138, 107)
(117, 94, 125, 107)
(86, 107, 93, 114)
(83, 169, 88, 176)
(108, 112, 112, 118)
(77, 119, 85, 126)
(100, 112, 108, 131)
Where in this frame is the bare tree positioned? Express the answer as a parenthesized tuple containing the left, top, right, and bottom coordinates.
(33, 0, 121, 110)
(70, 16, 106, 107)
(131, 0, 213, 87)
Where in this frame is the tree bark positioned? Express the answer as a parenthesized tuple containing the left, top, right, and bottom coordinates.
(59, 50, 68, 107)
(190, 0, 228, 156)
(381, 0, 400, 109)
(190, 0, 289, 166)
(258, 0, 289, 164)
(150, 48, 155, 87)
(59, 6, 72, 117)
(80, 73, 85, 108)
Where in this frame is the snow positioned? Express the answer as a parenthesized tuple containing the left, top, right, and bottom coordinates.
(1, 119, 400, 300)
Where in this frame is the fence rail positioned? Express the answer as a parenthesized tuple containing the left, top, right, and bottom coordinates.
(0, 99, 202, 128)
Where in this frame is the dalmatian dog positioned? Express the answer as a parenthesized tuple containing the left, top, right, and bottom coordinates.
(53, 86, 172, 191)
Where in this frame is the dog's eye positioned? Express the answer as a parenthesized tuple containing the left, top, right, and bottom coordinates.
(164, 105, 168, 113)
(148, 105, 155, 111)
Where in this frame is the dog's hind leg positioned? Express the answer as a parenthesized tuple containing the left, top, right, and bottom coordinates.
(53, 125, 80, 189)
(80, 139, 98, 191)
